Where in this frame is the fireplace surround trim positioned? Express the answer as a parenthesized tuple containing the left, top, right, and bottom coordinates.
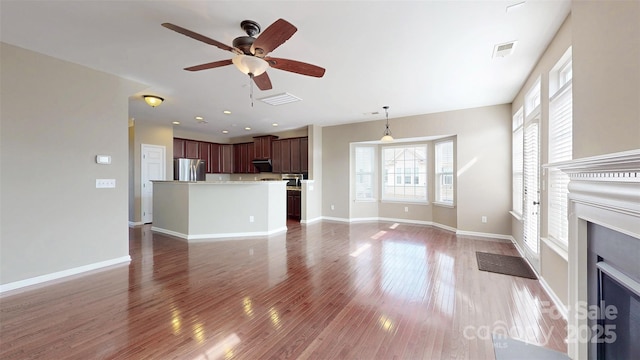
(548, 149, 640, 359)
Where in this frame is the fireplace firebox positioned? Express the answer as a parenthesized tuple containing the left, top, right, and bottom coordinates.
(587, 222, 640, 359)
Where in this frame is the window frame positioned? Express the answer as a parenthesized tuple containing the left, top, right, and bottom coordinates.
(353, 145, 377, 202)
(434, 139, 455, 206)
(511, 107, 524, 218)
(380, 144, 428, 204)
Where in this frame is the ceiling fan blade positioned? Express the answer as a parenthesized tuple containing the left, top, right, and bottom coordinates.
(253, 72, 273, 90)
(265, 57, 326, 78)
(250, 19, 297, 57)
(184, 59, 233, 71)
(162, 23, 234, 53)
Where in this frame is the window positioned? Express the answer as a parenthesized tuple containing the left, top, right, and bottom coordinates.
(512, 108, 524, 216)
(381, 145, 427, 202)
(354, 145, 376, 201)
(548, 50, 572, 247)
(435, 140, 454, 204)
(524, 79, 541, 117)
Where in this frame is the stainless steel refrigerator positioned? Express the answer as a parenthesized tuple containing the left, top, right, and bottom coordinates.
(174, 158, 206, 181)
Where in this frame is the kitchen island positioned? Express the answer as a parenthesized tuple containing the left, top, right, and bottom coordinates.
(151, 181, 287, 241)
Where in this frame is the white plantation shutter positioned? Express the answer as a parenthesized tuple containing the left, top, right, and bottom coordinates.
(548, 81, 572, 245)
(355, 146, 375, 200)
(523, 121, 540, 252)
(512, 109, 524, 215)
(435, 140, 454, 203)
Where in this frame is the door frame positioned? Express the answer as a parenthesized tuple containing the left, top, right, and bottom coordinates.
(141, 144, 166, 224)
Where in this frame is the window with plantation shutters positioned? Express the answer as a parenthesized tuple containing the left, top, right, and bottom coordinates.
(354, 146, 376, 201)
(548, 54, 572, 247)
(523, 120, 540, 252)
(512, 108, 524, 216)
(435, 140, 454, 204)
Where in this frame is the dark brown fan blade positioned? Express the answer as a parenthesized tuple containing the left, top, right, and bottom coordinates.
(184, 59, 233, 71)
(250, 19, 297, 57)
(265, 57, 325, 78)
(253, 72, 273, 90)
(162, 23, 234, 53)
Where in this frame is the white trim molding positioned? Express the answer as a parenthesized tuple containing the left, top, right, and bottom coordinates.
(0, 256, 131, 295)
(549, 149, 640, 360)
(151, 226, 288, 242)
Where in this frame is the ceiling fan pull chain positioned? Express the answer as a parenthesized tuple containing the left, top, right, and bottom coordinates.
(249, 74, 254, 107)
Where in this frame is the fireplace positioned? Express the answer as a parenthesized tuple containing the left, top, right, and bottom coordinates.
(550, 149, 640, 359)
(587, 222, 640, 359)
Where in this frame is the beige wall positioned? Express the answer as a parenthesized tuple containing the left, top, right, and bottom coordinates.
(572, 0, 640, 158)
(322, 104, 512, 236)
(1, 43, 145, 285)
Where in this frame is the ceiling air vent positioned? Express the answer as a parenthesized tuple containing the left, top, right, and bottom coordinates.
(258, 92, 302, 106)
(493, 41, 518, 58)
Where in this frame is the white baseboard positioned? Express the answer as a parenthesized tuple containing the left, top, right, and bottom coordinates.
(151, 226, 288, 242)
(300, 216, 323, 225)
(0, 255, 131, 295)
(456, 230, 513, 241)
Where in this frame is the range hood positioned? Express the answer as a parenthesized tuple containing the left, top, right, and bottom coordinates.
(252, 159, 272, 172)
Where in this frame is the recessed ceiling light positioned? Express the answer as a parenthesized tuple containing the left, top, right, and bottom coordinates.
(172, 121, 181, 125)
(222, 130, 229, 134)
(244, 127, 251, 131)
(223, 110, 231, 115)
(195, 116, 203, 120)
(272, 123, 279, 127)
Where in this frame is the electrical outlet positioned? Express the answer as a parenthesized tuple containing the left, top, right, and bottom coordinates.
(96, 179, 116, 188)
(482, 216, 487, 223)
(249, 216, 254, 223)
(331, 205, 335, 210)
(404, 206, 409, 212)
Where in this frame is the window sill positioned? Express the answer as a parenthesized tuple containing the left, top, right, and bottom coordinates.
(541, 236, 568, 262)
(509, 211, 522, 221)
(380, 199, 429, 205)
(433, 201, 455, 208)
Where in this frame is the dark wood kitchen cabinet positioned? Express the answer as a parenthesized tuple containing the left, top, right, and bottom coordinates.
(290, 138, 301, 173)
(281, 139, 291, 173)
(209, 143, 221, 173)
(300, 137, 308, 172)
(253, 135, 277, 159)
(272, 140, 282, 173)
(185, 140, 199, 159)
(233, 142, 257, 173)
(287, 190, 301, 220)
(173, 138, 185, 159)
(220, 144, 233, 174)
(198, 142, 210, 172)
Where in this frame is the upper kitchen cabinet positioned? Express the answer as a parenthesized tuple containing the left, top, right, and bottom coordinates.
(233, 142, 257, 174)
(300, 137, 308, 172)
(220, 144, 233, 174)
(271, 137, 308, 173)
(198, 142, 211, 172)
(253, 135, 278, 159)
(185, 140, 199, 159)
(173, 138, 185, 159)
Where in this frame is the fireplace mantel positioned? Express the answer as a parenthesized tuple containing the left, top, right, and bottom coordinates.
(547, 149, 640, 359)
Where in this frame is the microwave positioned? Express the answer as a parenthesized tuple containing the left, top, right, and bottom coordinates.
(282, 174, 302, 187)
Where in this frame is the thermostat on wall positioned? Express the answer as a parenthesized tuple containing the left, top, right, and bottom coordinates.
(96, 155, 111, 164)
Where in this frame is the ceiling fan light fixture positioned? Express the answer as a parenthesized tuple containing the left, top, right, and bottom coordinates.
(380, 106, 394, 142)
(143, 95, 164, 107)
(232, 54, 269, 76)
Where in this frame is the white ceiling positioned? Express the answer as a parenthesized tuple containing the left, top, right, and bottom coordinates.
(0, 0, 570, 139)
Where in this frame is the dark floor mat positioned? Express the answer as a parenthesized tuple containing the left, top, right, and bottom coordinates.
(476, 252, 537, 279)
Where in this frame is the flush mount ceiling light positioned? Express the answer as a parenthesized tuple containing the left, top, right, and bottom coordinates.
(380, 106, 394, 143)
(143, 95, 164, 107)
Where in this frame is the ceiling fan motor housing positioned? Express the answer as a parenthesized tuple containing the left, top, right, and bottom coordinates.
(232, 36, 255, 55)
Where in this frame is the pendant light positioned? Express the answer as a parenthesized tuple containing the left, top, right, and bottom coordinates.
(380, 106, 394, 142)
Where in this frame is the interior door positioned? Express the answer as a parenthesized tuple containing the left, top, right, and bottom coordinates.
(522, 117, 540, 268)
(141, 144, 166, 224)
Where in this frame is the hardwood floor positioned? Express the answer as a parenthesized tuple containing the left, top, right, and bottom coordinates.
(0, 221, 567, 359)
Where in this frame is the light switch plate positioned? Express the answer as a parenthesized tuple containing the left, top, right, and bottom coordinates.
(96, 179, 116, 188)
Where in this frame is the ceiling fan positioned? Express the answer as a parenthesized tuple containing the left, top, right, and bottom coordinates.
(162, 19, 325, 91)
